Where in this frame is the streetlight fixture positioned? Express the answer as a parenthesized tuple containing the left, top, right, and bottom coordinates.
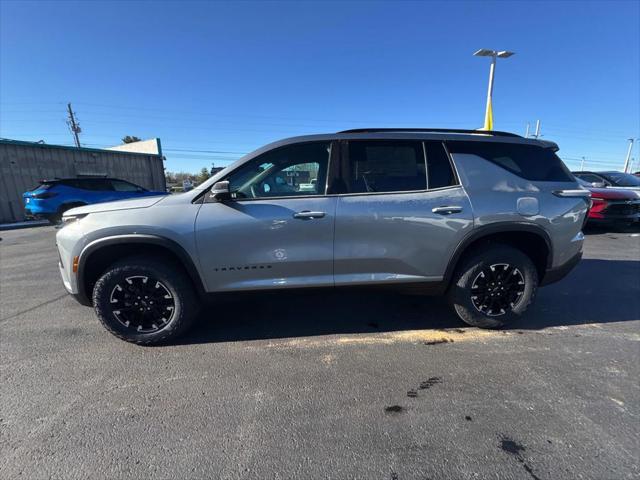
(474, 49, 515, 130)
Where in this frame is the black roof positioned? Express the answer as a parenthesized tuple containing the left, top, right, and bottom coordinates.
(572, 171, 622, 175)
(337, 128, 522, 138)
(41, 177, 124, 183)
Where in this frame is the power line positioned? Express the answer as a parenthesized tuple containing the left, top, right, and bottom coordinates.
(163, 147, 247, 155)
(4, 111, 634, 145)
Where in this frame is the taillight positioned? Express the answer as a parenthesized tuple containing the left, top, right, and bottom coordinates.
(32, 191, 58, 199)
(590, 197, 607, 211)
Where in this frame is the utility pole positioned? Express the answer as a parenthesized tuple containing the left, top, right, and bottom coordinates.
(580, 156, 586, 171)
(622, 138, 634, 173)
(525, 123, 530, 138)
(66, 103, 81, 148)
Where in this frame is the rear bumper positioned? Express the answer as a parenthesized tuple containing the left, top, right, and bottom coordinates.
(24, 206, 57, 221)
(540, 250, 582, 286)
(587, 214, 639, 224)
(24, 200, 56, 215)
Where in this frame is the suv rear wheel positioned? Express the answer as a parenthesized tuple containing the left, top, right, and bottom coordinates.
(92, 256, 199, 345)
(448, 245, 538, 328)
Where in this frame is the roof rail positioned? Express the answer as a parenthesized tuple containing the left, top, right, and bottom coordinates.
(337, 128, 522, 138)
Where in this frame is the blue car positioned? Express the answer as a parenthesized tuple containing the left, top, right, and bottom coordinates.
(23, 177, 168, 223)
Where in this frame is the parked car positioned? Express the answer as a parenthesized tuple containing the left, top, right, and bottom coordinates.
(23, 177, 168, 223)
(56, 128, 589, 344)
(573, 171, 640, 192)
(576, 178, 640, 226)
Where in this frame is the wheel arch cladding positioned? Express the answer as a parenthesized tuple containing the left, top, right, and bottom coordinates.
(78, 235, 205, 305)
(444, 224, 552, 287)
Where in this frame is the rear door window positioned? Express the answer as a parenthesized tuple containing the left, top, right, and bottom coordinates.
(447, 141, 574, 182)
(345, 141, 426, 193)
(425, 142, 458, 189)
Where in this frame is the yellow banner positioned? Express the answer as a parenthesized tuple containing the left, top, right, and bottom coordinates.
(484, 98, 493, 131)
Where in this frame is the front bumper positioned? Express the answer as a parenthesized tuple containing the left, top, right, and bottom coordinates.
(58, 252, 93, 306)
(55, 218, 90, 304)
(540, 250, 582, 286)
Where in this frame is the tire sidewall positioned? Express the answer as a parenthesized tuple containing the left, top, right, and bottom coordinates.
(449, 246, 538, 328)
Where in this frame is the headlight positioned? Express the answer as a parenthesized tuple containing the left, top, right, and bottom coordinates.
(61, 214, 87, 226)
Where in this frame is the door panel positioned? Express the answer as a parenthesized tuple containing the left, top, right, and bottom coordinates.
(333, 187, 473, 285)
(195, 197, 336, 291)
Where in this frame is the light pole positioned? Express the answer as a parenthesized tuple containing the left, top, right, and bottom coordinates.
(622, 138, 635, 173)
(474, 49, 515, 130)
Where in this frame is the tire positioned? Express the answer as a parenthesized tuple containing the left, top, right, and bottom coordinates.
(92, 255, 200, 345)
(447, 244, 538, 329)
(47, 203, 83, 225)
(46, 213, 62, 224)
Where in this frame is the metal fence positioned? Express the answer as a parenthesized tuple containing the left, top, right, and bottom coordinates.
(0, 139, 166, 223)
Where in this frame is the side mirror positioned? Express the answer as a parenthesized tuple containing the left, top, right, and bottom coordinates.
(591, 182, 606, 188)
(210, 181, 231, 201)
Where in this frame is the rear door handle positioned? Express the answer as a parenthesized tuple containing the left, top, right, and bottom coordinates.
(432, 206, 463, 215)
(293, 210, 326, 220)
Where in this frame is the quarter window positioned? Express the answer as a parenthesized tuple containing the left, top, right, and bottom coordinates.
(345, 141, 426, 193)
(111, 180, 143, 192)
(447, 141, 574, 182)
(226, 142, 330, 198)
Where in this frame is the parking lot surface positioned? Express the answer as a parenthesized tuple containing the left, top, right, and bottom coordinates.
(1, 226, 639, 479)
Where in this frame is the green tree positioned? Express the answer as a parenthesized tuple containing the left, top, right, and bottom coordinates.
(196, 167, 210, 184)
(121, 135, 142, 144)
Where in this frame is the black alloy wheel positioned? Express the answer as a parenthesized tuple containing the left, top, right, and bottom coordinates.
(109, 275, 176, 333)
(470, 263, 526, 316)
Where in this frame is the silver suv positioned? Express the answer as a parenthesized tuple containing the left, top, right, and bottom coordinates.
(56, 129, 589, 344)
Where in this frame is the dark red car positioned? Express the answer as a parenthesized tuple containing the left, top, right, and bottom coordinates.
(577, 178, 640, 226)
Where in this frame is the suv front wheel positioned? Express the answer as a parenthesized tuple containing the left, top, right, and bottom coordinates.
(92, 256, 200, 345)
(448, 245, 538, 328)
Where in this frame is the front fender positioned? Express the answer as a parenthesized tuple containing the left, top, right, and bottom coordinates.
(75, 234, 206, 305)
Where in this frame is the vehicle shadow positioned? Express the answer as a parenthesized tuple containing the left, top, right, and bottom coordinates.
(177, 258, 639, 345)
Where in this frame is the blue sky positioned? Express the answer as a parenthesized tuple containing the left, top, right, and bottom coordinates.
(1, 0, 639, 173)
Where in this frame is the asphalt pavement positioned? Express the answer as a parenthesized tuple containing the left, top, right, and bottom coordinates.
(1, 225, 639, 479)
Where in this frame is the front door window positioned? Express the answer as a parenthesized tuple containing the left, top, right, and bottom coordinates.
(227, 142, 330, 199)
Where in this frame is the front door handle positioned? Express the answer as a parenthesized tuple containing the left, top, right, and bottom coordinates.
(432, 205, 463, 215)
(293, 210, 326, 220)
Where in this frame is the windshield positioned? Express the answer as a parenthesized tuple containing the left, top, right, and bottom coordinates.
(601, 172, 640, 187)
